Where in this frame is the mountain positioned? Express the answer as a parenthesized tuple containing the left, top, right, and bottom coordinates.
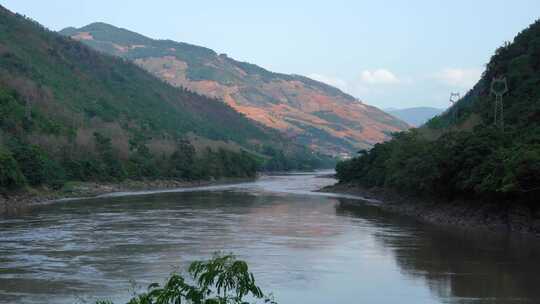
(385, 107, 444, 127)
(0, 6, 332, 192)
(60, 23, 409, 156)
(337, 19, 540, 205)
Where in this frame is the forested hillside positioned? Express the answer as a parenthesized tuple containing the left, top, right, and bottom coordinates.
(0, 6, 332, 193)
(60, 23, 408, 156)
(337, 19, 540, 205)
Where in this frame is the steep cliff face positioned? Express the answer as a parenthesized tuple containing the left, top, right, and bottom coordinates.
(61, 23, 409, 155)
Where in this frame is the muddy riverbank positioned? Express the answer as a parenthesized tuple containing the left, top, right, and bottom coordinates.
(0, 178, 253, 216)
(322, 183, 540, 236)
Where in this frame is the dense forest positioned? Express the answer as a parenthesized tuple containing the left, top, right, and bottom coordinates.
(0, 6, 334, 193)
(337, 19, 540, 206)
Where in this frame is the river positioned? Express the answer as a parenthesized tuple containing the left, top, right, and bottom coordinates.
(0, 172, 539, 303)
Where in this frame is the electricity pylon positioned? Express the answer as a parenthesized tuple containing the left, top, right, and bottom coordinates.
(449, 92, 460, 123)
(490, 77, 508, 131)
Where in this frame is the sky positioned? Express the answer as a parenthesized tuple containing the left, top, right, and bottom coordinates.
(2, 0, 539, 109)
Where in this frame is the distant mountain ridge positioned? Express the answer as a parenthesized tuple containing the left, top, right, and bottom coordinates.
(60, 23, 409, 155)
(385, 107, 444, 126)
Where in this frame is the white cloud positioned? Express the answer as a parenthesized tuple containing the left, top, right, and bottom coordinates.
(435, 67, 482, 88)
(359, 69, 400, 84)
(307, 74, 348, 91)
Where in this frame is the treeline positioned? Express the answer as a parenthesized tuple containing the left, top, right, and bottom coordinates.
(0, 88, 259, 192)
(0, 84, 332, 193)
(336, 128, 540, 204)
(0, 136, 259, 192)
(0, 86, 257, 191)
(0, 85, 251, 192)
(0, 85, 333, 193)
(260, 145, 335, 172)
(337, 19, 540, 206)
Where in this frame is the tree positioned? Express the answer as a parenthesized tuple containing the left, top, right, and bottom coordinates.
(0, 147, 26, 191)
(94, 132, 126, 181)
(169, 139, 196, 179)
(127, 133, 157, 179)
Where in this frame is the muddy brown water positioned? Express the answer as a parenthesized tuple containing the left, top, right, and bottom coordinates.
(1, 172, 539, 303)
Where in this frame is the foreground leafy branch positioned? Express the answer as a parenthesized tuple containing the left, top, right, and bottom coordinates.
(97, 254, 276, 304)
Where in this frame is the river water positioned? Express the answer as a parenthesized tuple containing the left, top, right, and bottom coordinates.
(0, 172, 539, 303)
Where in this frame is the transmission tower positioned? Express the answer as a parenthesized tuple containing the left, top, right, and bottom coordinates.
(490, 77, 508, 131)
(449, 92, 460, 122)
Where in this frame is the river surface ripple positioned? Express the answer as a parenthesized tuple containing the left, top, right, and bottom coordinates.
(1, 171, 539, 304)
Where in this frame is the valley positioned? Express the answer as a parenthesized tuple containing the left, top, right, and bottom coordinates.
(0, 2, 539, 304)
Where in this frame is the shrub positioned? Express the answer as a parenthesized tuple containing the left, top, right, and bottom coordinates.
(96, 254, 276, 304)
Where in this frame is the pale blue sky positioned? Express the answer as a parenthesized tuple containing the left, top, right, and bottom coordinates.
(2, 0, 539, 109)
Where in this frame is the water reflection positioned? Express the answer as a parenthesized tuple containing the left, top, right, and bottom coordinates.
(336, 198, 540, 304)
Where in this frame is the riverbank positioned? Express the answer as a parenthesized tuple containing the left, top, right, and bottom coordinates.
(0, 177, 253, 216)
(321, 183, 540, 236)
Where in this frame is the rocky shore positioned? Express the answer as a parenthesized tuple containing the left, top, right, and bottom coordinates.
(0, 178, 252, 216)
(322, 183, 540, 236)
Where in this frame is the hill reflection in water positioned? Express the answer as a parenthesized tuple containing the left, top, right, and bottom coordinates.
(336, 198, 540, 304)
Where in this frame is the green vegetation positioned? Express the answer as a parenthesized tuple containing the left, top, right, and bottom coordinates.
(96, 254, 276, 304)
(59, 22, 408, 155)
(336, 19, 540, 205)
(0, 6, 334, 194)
(0, 147, 26, 190)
